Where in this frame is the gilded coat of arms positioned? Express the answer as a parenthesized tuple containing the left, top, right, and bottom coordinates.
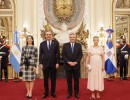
(53, 0, 76, 22)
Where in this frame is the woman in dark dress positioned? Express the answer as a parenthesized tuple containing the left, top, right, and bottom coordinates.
(20, 35, 38, 98)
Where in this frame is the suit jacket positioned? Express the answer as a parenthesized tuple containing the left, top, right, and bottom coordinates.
(118, 44, 130, 61)
(62, 42, 83, 70)
(39, 40, 60, 68)
(20, 45, 38, 67)
(0, 44, 10, 68)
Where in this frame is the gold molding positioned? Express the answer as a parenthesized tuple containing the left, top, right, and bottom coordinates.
(0, 10, 13, 15)
(0, 0, 16, 31)
(115, 11, 130, 14)
(12, 0, 16, 29)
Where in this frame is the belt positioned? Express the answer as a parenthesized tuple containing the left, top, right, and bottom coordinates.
(121, 51, 128, 53)
(0, 52, 5, 54)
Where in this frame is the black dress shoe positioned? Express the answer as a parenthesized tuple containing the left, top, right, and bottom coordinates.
(75, 94, 80, 98)
(51, 94, 56, 98)
(42, 94, 48, 98)
(66, 94, 72, 99)
(124, 77, 128, 80)
(5, 78, 8, 82)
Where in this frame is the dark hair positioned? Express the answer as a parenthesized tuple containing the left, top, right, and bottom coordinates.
(26, 35, 34, 45)
(45, 30, 53, 34)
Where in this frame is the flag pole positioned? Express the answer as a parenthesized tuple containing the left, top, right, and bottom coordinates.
(0, 37, 1, 81)
(13, 31, 21, 82)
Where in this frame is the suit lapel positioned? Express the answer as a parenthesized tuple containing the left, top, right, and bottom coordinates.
(69, 42, 76, 54)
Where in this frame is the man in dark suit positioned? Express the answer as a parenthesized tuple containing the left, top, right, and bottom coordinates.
(39, 30, 60, 98)
(0, 36, 10, 82)
(118, 39, 130, 80)
(62, 33, 83, 99)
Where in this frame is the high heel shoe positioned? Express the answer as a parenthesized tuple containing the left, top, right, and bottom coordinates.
(90, 96, 96, 99)
(26, 94, 29, 98)
(28, 96, 32, 99)
(96, 96, 100, 99)
(28, 94, 32, 99)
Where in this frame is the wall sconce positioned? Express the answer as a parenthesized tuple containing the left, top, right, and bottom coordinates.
(98, 27, 106, 46)
(19, 27, 30, 46)
(19, 27, 30, 38)
(99, 27, 105, 37)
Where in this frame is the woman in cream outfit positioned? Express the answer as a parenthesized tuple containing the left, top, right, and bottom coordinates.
(86, 36, 104, 99)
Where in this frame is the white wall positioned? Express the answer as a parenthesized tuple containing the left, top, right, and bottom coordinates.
(88, 0, 112, 46)
(16, 0, 39, 46)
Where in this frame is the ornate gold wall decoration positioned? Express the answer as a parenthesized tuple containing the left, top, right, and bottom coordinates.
(44, 0, 85, 30)
(0, 0, 12, 9)
(116, 0, 130, 8)
(53, 0, 76, 22)
(76, 22, 89, 50)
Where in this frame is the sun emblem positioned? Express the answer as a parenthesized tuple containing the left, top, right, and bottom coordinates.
(107, 51, 112, 57)
(14, 50, 19, 55)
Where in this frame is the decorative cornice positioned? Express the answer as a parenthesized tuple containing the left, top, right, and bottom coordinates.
(0, 10, 13, 15)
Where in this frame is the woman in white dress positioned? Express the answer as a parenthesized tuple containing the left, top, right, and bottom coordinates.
(86, 36, 104, 99)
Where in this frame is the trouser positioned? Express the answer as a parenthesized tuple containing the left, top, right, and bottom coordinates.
(0, 66, 8, 79)
(43, 66, 57, 95)
(66, 69, 80, 95)
(120, 60, 127, 78)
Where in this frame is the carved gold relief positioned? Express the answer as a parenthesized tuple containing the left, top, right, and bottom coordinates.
(53, 0, 76, 22)
(76, 22, 89, 50)
(116, 0, 130, 8)
(0, 0, 12, 9)
(40, 23, 55, 40)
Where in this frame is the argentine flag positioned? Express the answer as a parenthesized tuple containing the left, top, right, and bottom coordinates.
(105, 34, 117, 74)
(10, 31, 21, 73)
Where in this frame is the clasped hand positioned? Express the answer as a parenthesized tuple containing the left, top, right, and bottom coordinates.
(68, 62, 77, 67)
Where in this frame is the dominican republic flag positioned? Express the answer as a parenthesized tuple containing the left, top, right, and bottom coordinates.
(105, 32, 117, 74)
(10, 31, 21, 73)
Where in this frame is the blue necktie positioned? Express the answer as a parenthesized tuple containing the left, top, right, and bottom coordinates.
(48, 41, 51, 51)
(71, 43, 74, 53)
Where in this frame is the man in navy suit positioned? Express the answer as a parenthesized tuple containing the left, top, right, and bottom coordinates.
(62, 33, 83, 99)
(39, 30, 60, 98)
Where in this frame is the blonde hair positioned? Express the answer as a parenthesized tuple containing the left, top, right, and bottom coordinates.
(93, 36, 99, 41)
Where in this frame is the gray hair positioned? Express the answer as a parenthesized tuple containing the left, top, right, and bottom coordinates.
(69, 33, 76, 36)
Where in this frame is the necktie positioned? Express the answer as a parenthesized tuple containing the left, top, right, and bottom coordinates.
(71, 43, 74, 53)
(48, 41, 51, 51)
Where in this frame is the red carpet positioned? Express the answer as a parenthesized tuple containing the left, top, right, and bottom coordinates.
(0, 78, 130, 100)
